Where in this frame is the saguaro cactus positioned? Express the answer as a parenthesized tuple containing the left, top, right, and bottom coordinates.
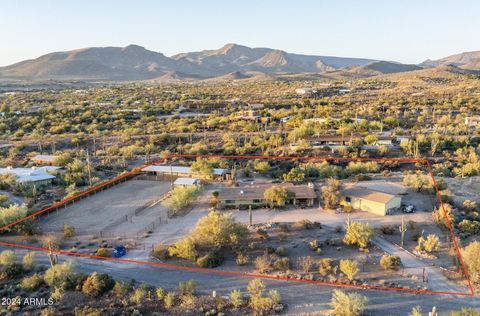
(399, 215, 407, 247)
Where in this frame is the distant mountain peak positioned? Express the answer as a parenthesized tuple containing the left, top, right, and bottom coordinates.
(122, 44, 147, 51)
(5, 43, 473, 81)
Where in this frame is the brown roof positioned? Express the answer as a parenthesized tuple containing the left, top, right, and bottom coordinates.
(219, 183, 317, 201)
(341, 186, 396, 204)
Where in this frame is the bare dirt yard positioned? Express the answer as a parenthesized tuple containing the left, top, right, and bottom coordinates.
(34, 179, 172, 253)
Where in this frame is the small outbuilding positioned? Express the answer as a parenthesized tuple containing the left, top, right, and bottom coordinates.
(173, 177, 201, 187)
(31, 155, 59, 165)
(341, 186, 401, 216)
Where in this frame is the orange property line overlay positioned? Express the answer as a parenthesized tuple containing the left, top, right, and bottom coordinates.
(0, 154, 474, 297)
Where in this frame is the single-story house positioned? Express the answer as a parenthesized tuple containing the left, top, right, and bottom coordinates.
(142, 165, 230, 180)
(218, 183, 317, 208)
(0, 166, 61, 186)
(341, 186, 402, 216)
(173, 177, 201, 187)
(31, 154, 59, 165)
(465, 116, 480, 127)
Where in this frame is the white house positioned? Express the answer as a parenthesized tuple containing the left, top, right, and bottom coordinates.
(0, 166, 61, 186)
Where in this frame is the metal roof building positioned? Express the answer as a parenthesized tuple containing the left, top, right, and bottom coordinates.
(0, 166, 60, 185)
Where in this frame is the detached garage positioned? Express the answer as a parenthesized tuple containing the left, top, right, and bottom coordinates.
(341, 186, 401, 216)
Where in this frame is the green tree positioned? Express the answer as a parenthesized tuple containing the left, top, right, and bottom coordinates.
(321, 178, 341, 209)
(264, 185, 293, 207)
(191, 211, 248, 247)
(343, 218, 374, 248)
(461, 241, 480, 284)
(190, 158, 213, 176)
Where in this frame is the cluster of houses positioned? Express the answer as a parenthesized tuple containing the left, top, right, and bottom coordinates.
(142, 163, 403, 216)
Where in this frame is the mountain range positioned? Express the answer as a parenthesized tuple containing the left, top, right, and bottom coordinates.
(0, 43, 479, 81)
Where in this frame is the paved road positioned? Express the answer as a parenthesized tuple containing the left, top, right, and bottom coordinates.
(372, 237, 465, 295)
(2, 247, 478, 315)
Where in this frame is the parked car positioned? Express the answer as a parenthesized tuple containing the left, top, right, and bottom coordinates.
(402, 204, 416, 213)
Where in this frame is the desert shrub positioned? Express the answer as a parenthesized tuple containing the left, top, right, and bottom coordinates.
(196, 249, 224, 268)
(230, 289, 244, 308)
(451, 307, 480, 316)
(416, 234, 440, 253)
(458, 220, 480, 235)
(380, 255, 401, 270)
(343, 220, 374, 248)
(297, 256, 316, 273)
(152, 243, 169, 260)
(0, 250, 15, 266)
(309, 239, 320, 251)
(275, 246, 286, 256)
(0, 204, 28, 233)
(461, 241, 480, 284)
(63, 224, 75, 238)
(247, 278, 274, 313)
(339, 259, 359, 281)
(113, 280, 132, 298)
(410, 306, 422, 316)
(22, 252, 35, 270)
(81, 272, 114, 297)
(73, 306, 103, 316)
(130, 284, 148, 304)
(278, 223, 290, 232)
(274, 257, 291, 272)
(155, 287, 166, 300)
(177, 279, 197, 296)
(256, 228, 269, 240)
(235, 252, 250, 265)
(330, 289, 368, 316)
(42, 235, 60, 250)
(268, 289, 281, 305)
(433, 203, 456, 227)
(180, 294, 197, 310)
(255, 254, 272, 273)
(20, 273, 44, 290)
(44, 261, 74, 287)
(50, 287, 65, 300)
(380, 225, 395, 235)
(411, 230, 422, 241)
(296, 219, 314, 230)
(319, 258, 337, 276)
(164, 292, 176, 309)
(95, 248, 111, 257)
(168, 237, 198, 260)
(0, 262, 22, 280)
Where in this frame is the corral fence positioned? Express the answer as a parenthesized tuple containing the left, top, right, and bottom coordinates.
(35, 171, 141, 220)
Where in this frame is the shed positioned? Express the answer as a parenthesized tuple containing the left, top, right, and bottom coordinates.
(341, 186, 401, 216)
(173, 177, 201, 187)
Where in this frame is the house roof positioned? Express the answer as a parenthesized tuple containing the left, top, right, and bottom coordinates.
(341, 186, 396, 204)
(143, 165, 229, 176)
(174, 177, 200, 185)
(0, 166, 60, 183)
(31, 154, 58, 162)
(219, 183, 317, 201)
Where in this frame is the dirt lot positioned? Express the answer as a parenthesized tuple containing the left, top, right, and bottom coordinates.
(38, 179, 171, 237)
(443, 175, 480, 205)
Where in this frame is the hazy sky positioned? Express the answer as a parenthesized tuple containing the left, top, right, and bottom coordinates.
(1, 0, 479, 66)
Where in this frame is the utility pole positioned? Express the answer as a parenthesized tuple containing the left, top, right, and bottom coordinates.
(249, 205, 253, 227)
